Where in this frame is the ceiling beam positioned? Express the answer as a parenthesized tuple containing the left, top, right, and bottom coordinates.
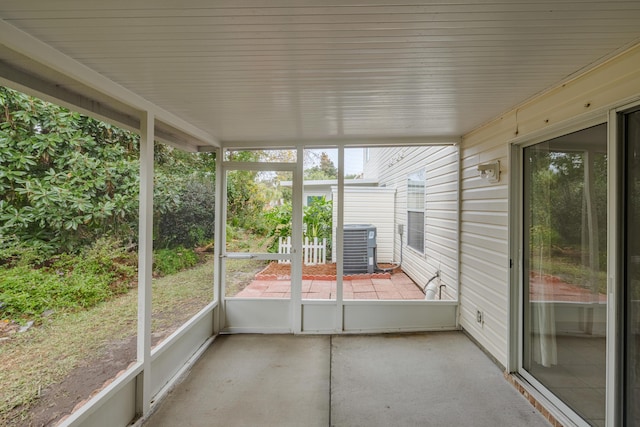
(221, 135, 460, 150)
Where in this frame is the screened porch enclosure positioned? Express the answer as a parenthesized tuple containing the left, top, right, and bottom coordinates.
(1, 2, 640, 427)
(219, 146, 458, 334)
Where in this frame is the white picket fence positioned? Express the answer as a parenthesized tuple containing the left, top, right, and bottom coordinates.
(278, 236, 327, 265)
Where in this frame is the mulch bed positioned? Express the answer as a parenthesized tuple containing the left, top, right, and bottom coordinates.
(255, 262, 401, 281)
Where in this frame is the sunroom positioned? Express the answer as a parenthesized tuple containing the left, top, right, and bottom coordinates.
(1, 1, 639, 426)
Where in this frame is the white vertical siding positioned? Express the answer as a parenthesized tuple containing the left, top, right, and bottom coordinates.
(364, 145, 459, 299)
(460, 43, 640, 367)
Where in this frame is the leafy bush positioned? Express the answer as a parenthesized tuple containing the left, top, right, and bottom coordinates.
(153, 246, 199, 276)
(263, 202, 293, 247)
(0, 237, 136, 321)
(0, 87, 140, 255)
(155, 179, 216, 248)
(0, 266, 113, 320)
(58, 237, 137, 292)
(263, 197, 333, 255)
(0, 235, 52, 267)
(304, 196, 332, 239)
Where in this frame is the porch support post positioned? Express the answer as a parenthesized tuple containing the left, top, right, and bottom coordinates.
(291, 145, 304, 333)
(136, 110, 154, 416)
(335, 146, 345, 332)
(213, 147, 223, 333)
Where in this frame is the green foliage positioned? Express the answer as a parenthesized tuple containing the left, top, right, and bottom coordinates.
(0, 238, 135, 321)
(226, 169, 268, 233)
(263, 202, 293, 244)
(153, 246, 199, 276)
(64, 237, 136, 288)
(305, 151, 337, 180)
(155, 179, 216, 248)
(0, 266, 111, 320)
(304, 196, 332, 238)
(0, 86, 140, 255)
(0, 235, 51, 267)
(528, 148, 608, 270)
(0, 87, 223, 259)
(263, 197, 333, 255)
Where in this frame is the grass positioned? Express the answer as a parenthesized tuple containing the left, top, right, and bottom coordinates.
(532, 253, 607, 294)
(0, 229, 269, 425)
(223, 229, 271, 297)
(0, 255, 215, 426)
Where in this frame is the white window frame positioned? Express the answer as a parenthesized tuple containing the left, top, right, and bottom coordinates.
(406, 169, 425, 253)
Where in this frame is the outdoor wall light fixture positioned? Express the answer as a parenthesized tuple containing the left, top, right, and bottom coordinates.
(477, 161, 500, 183)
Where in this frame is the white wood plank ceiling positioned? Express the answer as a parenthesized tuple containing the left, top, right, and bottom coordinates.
(1, 0, 639, 148)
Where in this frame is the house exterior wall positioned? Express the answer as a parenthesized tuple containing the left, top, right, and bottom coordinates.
(331, 187, 396, 263)
(362, 146, 459, 300)
(459, 43, 640, 367)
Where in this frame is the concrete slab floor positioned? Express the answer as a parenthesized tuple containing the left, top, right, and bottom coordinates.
(144, 332, 550, 427)
(146, 334, 330, 427)
(330, 333, 549, 427)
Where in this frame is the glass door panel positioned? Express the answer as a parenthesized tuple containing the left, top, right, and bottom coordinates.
(522, 124, 608, 425)
(624, 110, 640, 424)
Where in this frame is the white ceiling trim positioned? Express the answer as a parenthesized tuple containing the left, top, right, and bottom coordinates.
(222, 135, 460, 150)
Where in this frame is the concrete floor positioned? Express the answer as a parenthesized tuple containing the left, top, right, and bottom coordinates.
(145, 332, 550, 427)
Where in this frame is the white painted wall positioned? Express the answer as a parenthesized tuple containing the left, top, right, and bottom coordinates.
(362, 146, 459, 300)
(459, 43, 640, 367)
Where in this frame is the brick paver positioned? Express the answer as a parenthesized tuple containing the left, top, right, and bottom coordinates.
(234, 272, 428, 300)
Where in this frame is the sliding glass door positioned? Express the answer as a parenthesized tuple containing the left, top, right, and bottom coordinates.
(521, 124, 608, 426)
(623, 109, 640, 425)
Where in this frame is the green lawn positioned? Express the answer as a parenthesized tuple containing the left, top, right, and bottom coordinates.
(0, 255, 215, 426)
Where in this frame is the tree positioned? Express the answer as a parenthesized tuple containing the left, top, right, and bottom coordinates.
(224, 151, 269, 233)
(305, 152, 337, 180)
(0, 87, 140, 255)
(0, 87, 220, 256)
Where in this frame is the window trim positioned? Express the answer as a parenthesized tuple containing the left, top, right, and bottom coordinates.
(406, 169, 425, 253)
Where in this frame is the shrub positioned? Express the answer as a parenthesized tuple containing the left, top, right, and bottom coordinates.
(262, 197, 333, 255)
(0, 234, 52, 267)
(155, 179, 216, 249)
(153, 246, 199, 276)
(0, 238, 137, 321)
(0, 265, 112, 321)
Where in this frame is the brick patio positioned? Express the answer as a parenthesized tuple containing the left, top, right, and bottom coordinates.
(233, 272, 426, 300)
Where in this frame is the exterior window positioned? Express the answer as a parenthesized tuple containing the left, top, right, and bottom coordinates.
(407, 169, 425, 252)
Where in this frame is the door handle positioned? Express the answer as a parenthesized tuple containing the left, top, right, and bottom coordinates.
(221, 254, 256, 259)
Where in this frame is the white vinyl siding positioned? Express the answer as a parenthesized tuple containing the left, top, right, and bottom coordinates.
(363, 146, 459, 300)
(331, 187, 396, 263)
(459, 44, 640, 368)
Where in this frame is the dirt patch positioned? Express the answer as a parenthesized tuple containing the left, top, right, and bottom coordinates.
(4, 299, 207, 427)
(25, 336, 137, 427)
(0, 319, 20, 340)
